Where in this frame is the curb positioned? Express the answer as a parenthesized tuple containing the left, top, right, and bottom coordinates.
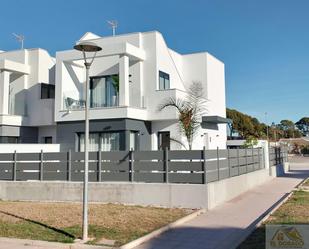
(0, 237, 109, 249)
(119, 208, 206, 249)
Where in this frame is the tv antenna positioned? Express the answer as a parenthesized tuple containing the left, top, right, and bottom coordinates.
(12, 33, 25, 49)
(107, 20, 118, 36)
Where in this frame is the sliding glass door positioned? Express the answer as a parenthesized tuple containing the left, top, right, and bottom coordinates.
(78, 132, 120, 152)
(90, 75, 118, 108)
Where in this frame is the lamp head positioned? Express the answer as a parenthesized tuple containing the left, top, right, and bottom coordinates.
(74, 41, 102, 52)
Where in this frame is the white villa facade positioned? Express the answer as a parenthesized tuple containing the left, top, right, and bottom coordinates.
(0, 48, 56, 144)
(0, 31, 228, 151)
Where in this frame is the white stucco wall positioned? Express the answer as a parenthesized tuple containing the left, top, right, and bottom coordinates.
(0, 49, 56, 127)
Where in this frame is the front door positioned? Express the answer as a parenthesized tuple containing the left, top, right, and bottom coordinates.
(158, 132, 170, 150)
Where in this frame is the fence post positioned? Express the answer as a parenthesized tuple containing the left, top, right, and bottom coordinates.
(98, 150, 102, 182)
(258, 148, 261, 169)
(164, 147, 169, 183)
(237, 147, 240, 175)
(13, 150, 17, 181)
(227, 148, 231, 177)
(217, 147, 220, 181)
(40, 150, 44, 181)
(245, 148, 248, 173)
(130, 150, 134, 182)
(67, 150, 71, 181)
(251, 146, 254, 171)
(203, 147, 207, 184)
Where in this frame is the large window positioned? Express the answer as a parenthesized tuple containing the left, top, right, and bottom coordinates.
(159, 71, 170, 90)
(78, 132, 121, 152)
(41, 83, 55, 99)
(90, 75, 119, 108)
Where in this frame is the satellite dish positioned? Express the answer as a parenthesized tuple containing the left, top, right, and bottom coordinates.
(12, 33, 25, 49)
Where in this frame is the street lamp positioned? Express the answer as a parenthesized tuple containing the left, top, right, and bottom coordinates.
(74, 41, 102, 241)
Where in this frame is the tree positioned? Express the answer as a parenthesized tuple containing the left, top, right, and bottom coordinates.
(279, 120, 294, 131)
(278, 119, 303, 138)
(158, 82, 206, 150)
(296, 117, 309, 136)
(243, 135, 258, 148)
(226, 108, 265, 139)
(226, 109, 301, 141)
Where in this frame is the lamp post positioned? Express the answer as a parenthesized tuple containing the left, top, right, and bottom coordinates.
(73, 41, 102, 241)
(265, 112, 269, 141)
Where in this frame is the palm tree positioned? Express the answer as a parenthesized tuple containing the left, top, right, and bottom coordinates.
(158, 82, 207, 150)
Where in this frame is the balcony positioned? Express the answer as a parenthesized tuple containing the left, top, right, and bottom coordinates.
(58, 89, 147, 122)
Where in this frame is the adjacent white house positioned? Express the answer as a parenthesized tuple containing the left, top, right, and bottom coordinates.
(0, 48, 56, 144)
(0, 31, 228, 151)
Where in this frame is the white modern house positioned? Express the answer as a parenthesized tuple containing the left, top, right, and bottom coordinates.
(0, 48, 56, 144)
(0, 31, 228, 151)
(55, 31, 228, 151)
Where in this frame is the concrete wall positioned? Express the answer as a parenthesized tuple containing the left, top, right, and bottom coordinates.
(207, 168, 272, 209)
(0, 168, 272, 209)
(0, 181, 208, 209)
(38, 125, 57, 143)
(0, 143, 60, 153)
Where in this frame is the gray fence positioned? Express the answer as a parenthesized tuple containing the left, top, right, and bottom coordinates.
(269, 147, 288, 167)
(0, 148, 274, 184)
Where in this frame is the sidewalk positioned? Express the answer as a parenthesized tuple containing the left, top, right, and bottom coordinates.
(133, 158, 309, 249)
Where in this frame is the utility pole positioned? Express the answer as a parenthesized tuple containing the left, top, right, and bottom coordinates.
(265, 112, 269, 141)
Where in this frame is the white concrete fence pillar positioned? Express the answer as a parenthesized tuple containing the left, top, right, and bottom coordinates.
(261, 140, 270, 171)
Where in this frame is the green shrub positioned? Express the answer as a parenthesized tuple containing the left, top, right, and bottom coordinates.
(301, 145, 309, 155)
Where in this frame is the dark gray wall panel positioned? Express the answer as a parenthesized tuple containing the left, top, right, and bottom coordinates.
(134, 173, 164, 183)
(56, 119, 152, 151)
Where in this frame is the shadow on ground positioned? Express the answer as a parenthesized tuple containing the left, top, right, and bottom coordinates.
(0, 211, 75, 239)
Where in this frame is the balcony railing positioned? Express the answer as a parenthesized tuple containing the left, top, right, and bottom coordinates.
(63, 96, 120, 110)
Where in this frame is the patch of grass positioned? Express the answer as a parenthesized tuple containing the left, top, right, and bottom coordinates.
(237, 189, 309, 249)
(0, 202, 190, 246)
(303, 178, 309, 186)
(0, 221, 74, 243)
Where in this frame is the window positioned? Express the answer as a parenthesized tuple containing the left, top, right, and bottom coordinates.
(90, 75, 119, 108)
(159, 71, 170, 90)
(158, 131, 170, 150)
(41, 83, 55, 99)
(44, 137, 53, 144)
(0, 136, 19, 144)
(78, 132, 121, 152)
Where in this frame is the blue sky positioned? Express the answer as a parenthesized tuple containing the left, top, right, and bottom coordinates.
(1, 0, 308, 124)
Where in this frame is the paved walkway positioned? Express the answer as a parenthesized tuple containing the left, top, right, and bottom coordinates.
(134, 157, 309, 249)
